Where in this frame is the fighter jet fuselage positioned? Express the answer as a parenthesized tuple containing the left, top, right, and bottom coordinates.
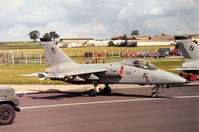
(45, 60, 187, 85)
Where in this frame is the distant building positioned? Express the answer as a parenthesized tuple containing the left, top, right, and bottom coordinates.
(84, 40, 109, 47)
(136, 40, 176, 46)
(58, 42, 81, 47)
(182, 34, 199, 42)
(126, 35, 149, 40)
(60, 38, 94, 46)
(67, 42, 81, 47)
(111, 36, 122, 40)
(150, 34, 175, 41)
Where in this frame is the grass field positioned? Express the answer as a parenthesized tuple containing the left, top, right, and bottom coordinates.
(0, 42, 41, 50)
(0, 57, 183, 84)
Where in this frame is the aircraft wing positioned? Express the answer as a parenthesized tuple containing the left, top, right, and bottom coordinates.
(21, 68, 107, 80)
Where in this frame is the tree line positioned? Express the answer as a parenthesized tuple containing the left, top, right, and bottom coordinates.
(108, 29, 139, 47)
(28, 29, 140, 47)
(29, 30, 59, 42)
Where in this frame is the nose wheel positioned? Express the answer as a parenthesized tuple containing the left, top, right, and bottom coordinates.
(151, 92, 158, 98)
(151, 85, 160, 98)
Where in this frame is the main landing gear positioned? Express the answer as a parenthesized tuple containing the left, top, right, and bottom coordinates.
(88, 84, 112, 96)
(88, 83, 98, 96)
(102, 84, 112, 95)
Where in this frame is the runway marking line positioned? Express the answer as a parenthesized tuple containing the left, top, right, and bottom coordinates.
(20, 95, 199, 110)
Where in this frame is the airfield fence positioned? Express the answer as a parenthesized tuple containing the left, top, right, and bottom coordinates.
(0, 50, 121, 64)
(0, 46, 164, 64)
(0, 51, 47, 64)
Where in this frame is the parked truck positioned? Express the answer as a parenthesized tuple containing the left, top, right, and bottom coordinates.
(0, 87, 20, 125)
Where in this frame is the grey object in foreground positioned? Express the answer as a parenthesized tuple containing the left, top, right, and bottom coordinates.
(21, 38, 189, 97)
(0, 87, 20, 125)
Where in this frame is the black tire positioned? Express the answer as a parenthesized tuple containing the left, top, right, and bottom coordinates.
(88, 89, 97, 97)
(0, 104, 15, 125)
(151, 92, 158, 98)
(103, 87, 112, 95)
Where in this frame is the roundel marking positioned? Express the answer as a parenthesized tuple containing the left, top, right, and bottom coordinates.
(189, 45, 194, 51)
(51, 47, 57, 54)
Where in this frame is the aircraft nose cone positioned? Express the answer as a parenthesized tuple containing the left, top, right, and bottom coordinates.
(164, 70, 188, 84)
(174, 76, 188, 84)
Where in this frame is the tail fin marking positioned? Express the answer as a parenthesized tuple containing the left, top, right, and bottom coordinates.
(41, 40, 75, 66)
(177, 40, 199, 60)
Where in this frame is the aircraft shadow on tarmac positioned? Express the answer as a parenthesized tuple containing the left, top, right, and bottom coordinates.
(171, 84, 199, 87)
(26, 89, 173, 100)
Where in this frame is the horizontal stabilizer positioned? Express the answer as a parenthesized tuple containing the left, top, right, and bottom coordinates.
(171, 68, 199, 71)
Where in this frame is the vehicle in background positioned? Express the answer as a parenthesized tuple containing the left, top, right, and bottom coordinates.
(143, 52, 156, 58)
(154, 51, 169, 58)
(135, 52, 145, 57)
(159, 48, 170, 55)
(180, 73, 196, 81)
(122, 51, 169, 58)
(121, 52, 136, 57)
(169, 49, 183, 56)
(0, 87, 20, 125)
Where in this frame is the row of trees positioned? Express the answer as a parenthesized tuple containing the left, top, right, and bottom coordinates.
(108, 40, 137, 47)
(109, 30, 139, 47)
(29, 30, 59, 42)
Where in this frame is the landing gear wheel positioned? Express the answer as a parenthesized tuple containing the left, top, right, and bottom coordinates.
(88, 89, 97, 97)
(151, 92, 158, 98)
(103, 87, 112, 95)
(0, 104, 15, 125)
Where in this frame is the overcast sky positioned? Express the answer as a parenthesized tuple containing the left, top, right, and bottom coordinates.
(0, 0, 198, 42)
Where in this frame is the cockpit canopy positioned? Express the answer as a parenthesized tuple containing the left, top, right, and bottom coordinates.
(122, 59, 158, 70)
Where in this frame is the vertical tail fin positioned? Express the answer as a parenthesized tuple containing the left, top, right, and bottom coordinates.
(40, 38, 75, 66)
(176, 40, 199, 61)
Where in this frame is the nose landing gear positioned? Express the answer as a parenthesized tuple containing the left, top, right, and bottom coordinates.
(151, 85, 160, 98)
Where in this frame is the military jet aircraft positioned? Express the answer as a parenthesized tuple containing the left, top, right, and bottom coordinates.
(21, 38, 189, 97)
(173, 39, 199, 74)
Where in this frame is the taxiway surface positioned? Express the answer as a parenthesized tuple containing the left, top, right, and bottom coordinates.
(1, 84, 199, 132)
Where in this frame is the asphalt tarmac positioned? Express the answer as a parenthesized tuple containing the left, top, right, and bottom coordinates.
(1, 84, 199, 132)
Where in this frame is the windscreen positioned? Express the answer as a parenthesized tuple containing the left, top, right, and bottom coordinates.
(122, 59, 157, 70)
